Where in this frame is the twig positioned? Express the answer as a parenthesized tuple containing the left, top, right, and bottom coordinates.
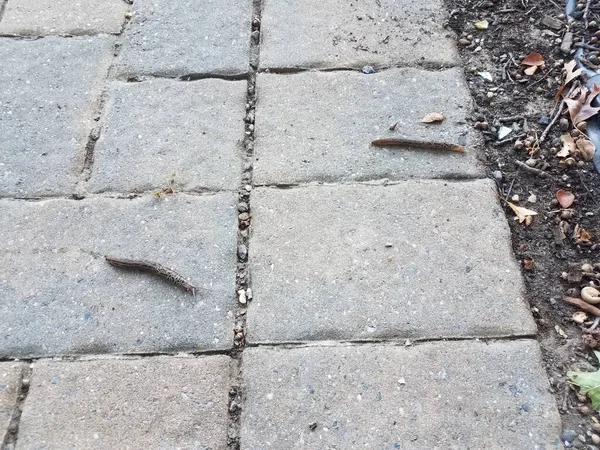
(565, 296, 600, 316)
(584, 0, 593, 28)
(498, 115, 524, 122)
(515, 159, 550, 177)
(577, 171, 600, 206)
(504, 177, 516, 207)
(574, 42, 600, 51)
(528, 68, 554, 88)
(502, 57, 514, 82)
(494, 133, 526, 146)
(371, 138, 465, 153)
(540, 101, 566, 142)
(498, 8, 516, 12)
(587, 316, 600, 331)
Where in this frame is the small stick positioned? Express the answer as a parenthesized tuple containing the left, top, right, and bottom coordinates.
(565, 296, 600, 316)
(540, 101, 566, 143)
(498, 115, 524, 122)
(105, 256, 197, 295)
(371, 138, 465, 153)
(494, 133, 526, 146)
(574, 42, 600, 51)
(515, 159, 550, 177)
(584, 0, 593, 28)
(588, 316, 600, 331)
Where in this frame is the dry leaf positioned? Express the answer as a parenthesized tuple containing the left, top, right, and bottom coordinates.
(573, 311, 589, 323)
(524, 66, 538, 76)
(523, 258, 535, 270)
(507, 201, 538, 224)
(421, 112, 445, 123)
(475, 19, 489, 29)
(555, 60, 583, 101)
(557, 189, 575, 208)
(555, 324, 568, 338)
(576, 224, 592, 243)
(565, 84, 600, 125)
(557, 133, 576, 157)
(576, 137, 596, 161)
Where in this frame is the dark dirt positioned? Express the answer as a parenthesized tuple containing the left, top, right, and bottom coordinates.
(443, 0, 600, 445)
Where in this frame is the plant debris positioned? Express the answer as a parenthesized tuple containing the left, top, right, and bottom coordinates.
(568, 351, 600, 411)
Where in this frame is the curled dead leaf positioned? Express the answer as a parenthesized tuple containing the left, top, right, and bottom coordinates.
(558, 133, 576, 157)
(421, 112, 445, 123)
(582, 287, 600, 304)
(507, 201, 538, 224)
(557, 189, 575, 208)
(575, 224, 592, 243)
(576, 137, 596, 161)
(573, 311, 589, 323)
(555, 60, 583, 101)
(565, 84, 600, 125)
(523, 258, 535, 270)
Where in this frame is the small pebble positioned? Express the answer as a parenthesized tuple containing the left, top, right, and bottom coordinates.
(238, 202, 249, 212)
(581, 405, 592, 415)
(564, 430, 578, 443)
(361, 65, 375, 74)
(592, 423, 600, 433)
(246, 287, 253, 300)
(238, 289, 247, 305)
(475, 121, 489, 130)
(527, 194, 537, 203)
(592, 434, 600, 445)
(492, 170, 503, 181)
(238, 244, 248, 261)
(560, 118, 570, 131)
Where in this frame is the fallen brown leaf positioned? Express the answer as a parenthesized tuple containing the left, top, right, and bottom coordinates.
(557, 189, 575, 208)
(576, 137, 596, 161)
(557, 133, 576, 157)
(421, 112, 445, 123)
(565, 84, 600, 125)
(575, 225, 592, 243)
(555, 60, 583, 101)
(523, 258, 535, 270)
(507, 201, 538, 224)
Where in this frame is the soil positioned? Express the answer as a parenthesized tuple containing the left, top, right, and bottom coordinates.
(443, 0, 600, 445)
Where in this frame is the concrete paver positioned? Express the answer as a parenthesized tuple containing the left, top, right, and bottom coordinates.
(260, 0, 458, 70)
(0, 363, 25, 444)
(253, 68, 483, 185)
(241, 340, 562, 449)
(0, 36, 114, 197)
(248, 180, 535, 344)
(0, 194, 237, 357)
(16, 356, 230, 449)
(0, 0, 128, 36)
(88, 79, 246, 193)
(115, 0, 252, 77)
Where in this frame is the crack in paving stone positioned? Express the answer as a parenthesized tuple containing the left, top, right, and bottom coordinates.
(1, 364, 32, 449)
(227, 1, 262, 448)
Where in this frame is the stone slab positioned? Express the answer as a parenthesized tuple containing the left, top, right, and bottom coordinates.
(88, 79, 246, 193)
(0, 0, 128, 36)
(0, 363, 25, 444)
(17, 356, 230, 449)
(253, 69, 483, 185)
(260, 0, 458, 70)
(0, 36, 114, 197)
(240, 340, 562, 449)
(0, 193, 237, 357)
(115, 0, 252, 77)
(248, 180, 535, 343)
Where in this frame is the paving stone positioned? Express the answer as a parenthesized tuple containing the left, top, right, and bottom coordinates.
(17, 356, 230, 449)
(260, 0, 458, 70)
(253, 69, 483, 185)
(88, 79, 246, 193)
(115, 0, 252, 77)
(0, 36, 114, 197)
(248, 180, 535, 343)
(0, 0, 128, 36)
(241, 340, 562, 449)
(0, 363, 25, 444)
(0, 193, 237, 357)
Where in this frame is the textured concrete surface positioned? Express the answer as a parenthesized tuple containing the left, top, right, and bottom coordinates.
(0, 37, 114, 197)
(0, 0, 128, 36)
(248, 180, 535, 343)
(88, 79, 246, 193)
(0, 363, 25, 444)
(0, 194, 237, 357)
(260, 0, 458, 70)
(241, 340, 562, 449)
(17, 356, 230, 449)
(115, 0, 252, 77)
(253, 68, 483, 185)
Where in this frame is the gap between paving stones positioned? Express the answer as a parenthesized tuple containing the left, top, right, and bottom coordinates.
(1, 364, 31, 449)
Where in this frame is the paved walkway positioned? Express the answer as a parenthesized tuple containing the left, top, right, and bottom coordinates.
(0, 0, 563, 448)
